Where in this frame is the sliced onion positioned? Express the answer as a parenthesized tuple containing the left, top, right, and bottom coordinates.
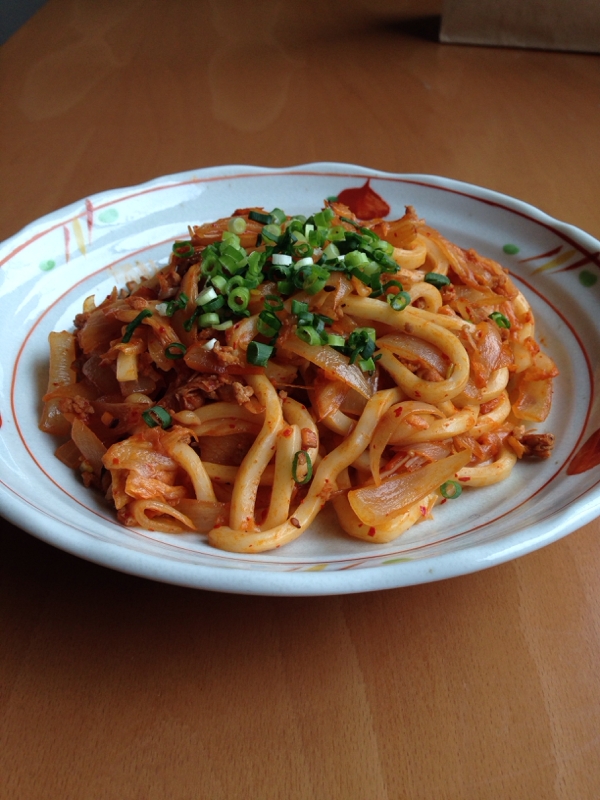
(348, 448, 472, 527)
(281, 335, 373, 398)
(176, 499, 227, 533)
(369, 400, 445, 484)
(71, 417, 107, 477)
(376, 333, 447, 375)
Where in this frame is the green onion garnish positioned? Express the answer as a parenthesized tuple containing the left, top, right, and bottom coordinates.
(227, 286, 250, 314)
(142, 406, 172, 429)
(387, 291, 411, 311)
(164, 293, 189, 317)
(196, 286, 218, 306)
(198, 312, 220, 327)
(291, 300, 309, 316)
(440, 480, 462, 499)
(257, 310, 282, 338)
(122, 308, 153, 343)
(296, 326, 322, 346)
(292, 450, 313, 484)
(247, 340, 273, 367)
(359, 357, 376, 372)
(489, 311, 511, 329)
(172, 241, 195, 259)
(228, 217, 247, 234)
(323, 333, 345, 347)
(293, 241, 313, 258)
(265, 295, 284, 312)
(424, 272, 451, 289)
(164, 342, 187, 359)
(270, 208, 287, 224)
(201, 295, 226, 313)
(261, 223, 282, 243)
(248, 210, 272, 224)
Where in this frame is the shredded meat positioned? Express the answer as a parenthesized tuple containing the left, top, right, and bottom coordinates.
(301, 428, 318, 449)
(232, 382, 255, 406)
(173, 373, 234, 407)
(126, 296, 150, 310)
(213, 342, 243, 367)
(519, 432, 555, 460)
(58, 395, 95, 420)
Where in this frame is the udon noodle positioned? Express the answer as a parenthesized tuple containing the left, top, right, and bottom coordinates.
(40, 200, 557, 552)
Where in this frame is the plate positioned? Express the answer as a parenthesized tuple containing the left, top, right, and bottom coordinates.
(1, 163, 600, 596)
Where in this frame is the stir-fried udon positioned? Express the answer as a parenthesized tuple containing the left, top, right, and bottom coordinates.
(40, 200, 557, 552)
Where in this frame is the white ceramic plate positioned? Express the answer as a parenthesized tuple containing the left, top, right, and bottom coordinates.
(1, 163, 600, 595)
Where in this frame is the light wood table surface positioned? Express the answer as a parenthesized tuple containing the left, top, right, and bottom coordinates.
(1, 2, 600, 798)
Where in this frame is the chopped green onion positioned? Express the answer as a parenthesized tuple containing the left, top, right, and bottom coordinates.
(228, 217, 247, 234)
(382, 280, 404, 293)
(440, 480, 462, 499)
(489, 311, 511, 329)
(122, 309, 153, 343)
(227, 286, 250, 313)
(327, 225, 346, 242)
(202, 338, 218, 351)
(344, 250, 369, 268)
(296, 326, 322, 346)
(248, 210, 272, 224)
(303, 267, 329, 295)
(387, 291, 411, 311)
(213, 320, 234, 331)
(211, 275, 228, 292)
(272, 253, 293, 266)
(183, 310, 199, 332)
(322, 243, 341, 261)
(164, 342, 187, 359)
(201, 295, 226, 313)
(291, 300, 309, 316)
(292, 450, 313, 484)
(265, 294, 284, 312)
(196, 286, 218, 306)
(225, 275, 246, 292)
(372, 249, 397, 269)
(172, 241, 194, 259)
(257, 310, 282, 338)
(164, 293, 189, 317)
(307, 228, 327, 248)
(261, 223, 282, 243)
(295, 256, 314, 268)
(142, 406, 172, 429)
(247, 340, 274, 366)
(293, 241, 313, 258)
(424, 272, 451, 289)
(324, 333, 345, 347)
(277, 280, 295, 295)
(269, 208, 287, 224)
(198, 312, 220, 327)
(313, 208, 335, 227)
(359, 357, 376, 372)
(221, 231, 241, 249)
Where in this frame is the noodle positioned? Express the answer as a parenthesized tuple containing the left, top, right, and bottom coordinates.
(40, 199, 558, 552)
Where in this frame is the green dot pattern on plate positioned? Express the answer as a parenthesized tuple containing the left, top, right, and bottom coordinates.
(503, 243, 520, 255)
(39, 259, 56, 271)
(98, 208, 119, 223)
(579, 270, 598, 287)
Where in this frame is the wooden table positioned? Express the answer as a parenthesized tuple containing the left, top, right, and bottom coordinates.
(1, 2, 600, 798)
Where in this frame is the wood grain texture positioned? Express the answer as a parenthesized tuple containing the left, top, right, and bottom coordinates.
(1, 1, 600, 798)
